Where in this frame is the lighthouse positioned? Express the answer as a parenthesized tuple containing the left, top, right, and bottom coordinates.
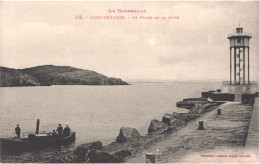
(222, 26, 258, 99)
(227, 26, 251, 85)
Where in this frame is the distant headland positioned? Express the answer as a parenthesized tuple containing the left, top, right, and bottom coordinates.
(0, 65, 129, 87)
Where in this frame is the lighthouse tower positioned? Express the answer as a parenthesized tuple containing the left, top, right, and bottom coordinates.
(228, 26, 251, 85)
(222, 26, 258, 99)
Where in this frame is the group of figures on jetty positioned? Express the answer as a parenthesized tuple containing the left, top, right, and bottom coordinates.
(15, 124, 71, 138)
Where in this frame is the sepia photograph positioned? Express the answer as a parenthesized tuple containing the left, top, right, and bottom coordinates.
(0, 1, 259, 163)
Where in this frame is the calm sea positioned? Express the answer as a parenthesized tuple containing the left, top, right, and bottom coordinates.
(0, 82, 220, 151)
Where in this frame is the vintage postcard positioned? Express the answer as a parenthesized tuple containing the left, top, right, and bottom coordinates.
(0, 1, 259, 163)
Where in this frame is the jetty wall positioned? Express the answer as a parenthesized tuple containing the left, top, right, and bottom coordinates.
(244, 97, 259, 162)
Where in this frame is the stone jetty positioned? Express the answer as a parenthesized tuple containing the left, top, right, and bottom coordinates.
(126, 100, 258, 163)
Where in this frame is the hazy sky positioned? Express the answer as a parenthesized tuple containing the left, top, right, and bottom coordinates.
(0, 1, 259, 82)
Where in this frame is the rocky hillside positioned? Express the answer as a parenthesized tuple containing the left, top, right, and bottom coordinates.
(0, 65, 128, 87)
(0, 67, 40, 86)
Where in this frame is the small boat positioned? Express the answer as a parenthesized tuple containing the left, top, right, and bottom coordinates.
(0, 119, 76, 154)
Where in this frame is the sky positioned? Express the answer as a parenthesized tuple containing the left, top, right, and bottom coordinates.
(0, 1, 259, 82)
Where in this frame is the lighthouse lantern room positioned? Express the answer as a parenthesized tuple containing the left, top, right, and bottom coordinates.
(227, 26, 252, 85)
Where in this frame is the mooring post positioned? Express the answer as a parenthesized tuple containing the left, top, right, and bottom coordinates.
(217, 109, 221, 115)
(198, 120, 204, 130)
(145, 153, 155, 163)
(36, 119, 40, 134)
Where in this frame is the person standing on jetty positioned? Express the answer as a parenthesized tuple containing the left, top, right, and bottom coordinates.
(56, 124, 63, 135)
(15, 124, 21, 138)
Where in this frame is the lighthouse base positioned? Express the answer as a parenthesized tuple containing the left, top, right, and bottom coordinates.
(221, 83, 258, 102)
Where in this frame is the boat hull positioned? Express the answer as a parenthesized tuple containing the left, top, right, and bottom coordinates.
(1, 132, 76, 154)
